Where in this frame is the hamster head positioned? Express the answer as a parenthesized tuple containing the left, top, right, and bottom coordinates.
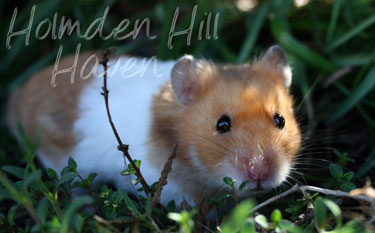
(170, 46, 301, 195)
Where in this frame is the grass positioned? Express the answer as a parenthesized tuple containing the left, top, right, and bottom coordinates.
(0, 0, 374, 232)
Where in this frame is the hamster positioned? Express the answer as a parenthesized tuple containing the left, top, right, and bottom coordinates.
(7, 45, 301, 207)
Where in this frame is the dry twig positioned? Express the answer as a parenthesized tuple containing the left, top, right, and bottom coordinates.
(94, 215, 122, 233)
(151, 144, 178, 210)
(324, 67, 352, 88)
(251, 184, 300, 213)
(250, 184, 375, 213)
(300, 185, 374, 203)
(100, 47, 151, 195)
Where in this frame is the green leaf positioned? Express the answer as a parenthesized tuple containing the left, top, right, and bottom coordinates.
(168, 212, 182, 222)
(271, 209, 282, 226)
(220, 200, 254, 233)
(279, 220, 305, 233)
(340, 182, 356, 192)
(341, 172, 354, 182)
(240, 218, 256, 233)
(86, 173, 97, 184)
(322, 198, 342, 229)
(71, 214, 84, 233)
(166, 200, 176, 212)
(36, 197, 48, 224)
(239, 181, 250, 192)
(223, 177, 235, 187)
(121, 169, 131, 176)
(7, 205, 18, 224)
(314, 197, 327, 230)
(68, 157, 77, 170)
(132, 179, 140, 185)
(23, 169, 42, 190)
(254, 214, 268, 229)
(47, 168, 58, 181)
(329, 163, 343, 179)
(217, 193, 233, 202)
(61, 196, 93, 233)
(111, 190, 123, 204)
(105, 205, 117, 220)
(58, 172, 77, 185)
(134, 159, 141, 169)
(119, 190, 141, 216)
(0, 187, 11, 202)
(2, 166, 25, 179)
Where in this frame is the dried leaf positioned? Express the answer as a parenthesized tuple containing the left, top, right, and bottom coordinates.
(349, 179, 375, 199)
(151, 145, 177, 210)
(132, 222, 140, 233)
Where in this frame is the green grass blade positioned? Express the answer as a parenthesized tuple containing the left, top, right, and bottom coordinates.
(332, 53, 375, 67)
(326, 0, 343, 43)
(0, 171, 41, 224)
(270, 18, 336, 72)
(8, 48, 57, 92)
(326, 14, 375, 51)
(0, 0, 60, 73)
(2, 165, 25, 180)
(308, 1, 322, 47)
(329, 67, 375, 122)
(61, 196, 93, 233)
(237, 3, 268, 63)
(357, 148, 375, 177)
(157, 0, 174, 59)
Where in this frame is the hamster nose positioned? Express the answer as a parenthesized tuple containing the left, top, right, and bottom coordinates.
(247, 155, 270, 182)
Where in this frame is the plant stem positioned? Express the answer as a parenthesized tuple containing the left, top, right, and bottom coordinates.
(100, 48, 151, 195)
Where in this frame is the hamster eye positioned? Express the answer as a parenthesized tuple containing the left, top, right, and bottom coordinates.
(216, 115, 231, 133)
(274, 114, 285, 129)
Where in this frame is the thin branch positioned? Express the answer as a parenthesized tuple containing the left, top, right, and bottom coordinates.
(323, 67, 352, 88)
(106, 216, 141, 225)
(151, 144, 177, 211)
(100, 48, 151, 195)
(74, 171, 95, 197)
(250, 184, 375, 213)
(94, 215, 122, 233)
(300, 185, 374, 203)
(251, 184, 299, 213)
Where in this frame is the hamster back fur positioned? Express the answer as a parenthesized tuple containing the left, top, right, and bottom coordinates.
(7, 45, 301, 206)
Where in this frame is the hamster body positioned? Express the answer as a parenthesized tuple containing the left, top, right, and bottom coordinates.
(7, 46, 301, 207)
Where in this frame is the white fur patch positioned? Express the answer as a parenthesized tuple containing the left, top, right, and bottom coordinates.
(283, 66, 292, 88)
(261, 160, 291, 189)
(71, 57, 175, 196)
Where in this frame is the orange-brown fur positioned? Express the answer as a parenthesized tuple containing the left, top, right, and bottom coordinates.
(150, 59, 301, 195)
(7, 52, 99, 164)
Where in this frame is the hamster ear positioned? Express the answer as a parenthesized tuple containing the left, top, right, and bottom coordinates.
(261, 45, 292, 88)
(171, 55, 201, 105)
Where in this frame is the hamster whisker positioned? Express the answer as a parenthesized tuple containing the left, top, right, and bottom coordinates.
(294, 152, 337, 157)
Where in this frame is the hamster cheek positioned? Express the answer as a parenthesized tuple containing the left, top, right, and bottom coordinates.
(261, 158, 291, 189)
(187, 142, 239, 191)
